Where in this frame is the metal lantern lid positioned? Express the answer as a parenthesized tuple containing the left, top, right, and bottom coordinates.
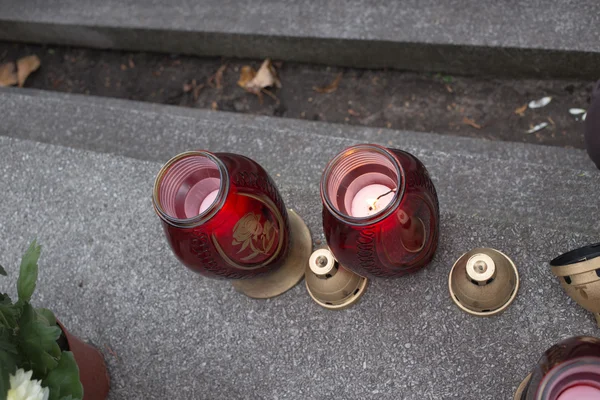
(305, 248, 368, 310)
(449, 247, 519, 317)
(550, 243, 600, 327)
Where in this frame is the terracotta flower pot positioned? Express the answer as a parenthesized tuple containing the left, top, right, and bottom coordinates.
(57, 321, 110, 400)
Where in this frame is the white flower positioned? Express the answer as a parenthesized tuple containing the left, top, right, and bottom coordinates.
(7, 369, 49, 400)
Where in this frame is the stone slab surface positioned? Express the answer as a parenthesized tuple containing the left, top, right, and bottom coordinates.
(0, 135, 598, 400)
(1, 88, 598, 236)
(1, 0, 599, 76)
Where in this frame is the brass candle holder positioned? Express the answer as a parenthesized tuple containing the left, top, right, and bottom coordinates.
(550, 243, 600, 327)
(449, 247, 520, 316)
(305, 247, 368, 310)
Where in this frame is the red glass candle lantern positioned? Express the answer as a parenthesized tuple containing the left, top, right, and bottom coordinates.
(320, 144, 439, 278)
(152, 151, 312, 298)
(515, 336, 600, 400)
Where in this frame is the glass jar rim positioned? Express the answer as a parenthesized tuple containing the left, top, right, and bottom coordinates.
(320, 144, 405, 226)
(536, 356, 600, 400)
(152, 150, 230, 228)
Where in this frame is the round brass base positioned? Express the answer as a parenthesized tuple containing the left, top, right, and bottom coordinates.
(449, 247, 519, 317)
(232, 209, 312, 299)
(513, 373, 531, 400)
(305, 249, 369, 310)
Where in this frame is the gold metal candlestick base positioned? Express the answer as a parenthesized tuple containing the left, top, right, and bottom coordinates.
(305, 247, 368, 310)
(449, 247, 519, 317)
(232, 209, 312, 299)
(550, 243, 600, 328)
(513, 374, 531, 400)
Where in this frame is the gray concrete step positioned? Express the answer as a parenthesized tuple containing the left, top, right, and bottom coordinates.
(1, 88, 598, 236)
(0, 0, 599, 77)
(0, 134, 598, 400)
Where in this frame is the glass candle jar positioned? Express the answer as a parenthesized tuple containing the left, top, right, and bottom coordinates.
(516, 336, 600, 400)
(321, 144, 440, 278)
(153, 151, 311, 297)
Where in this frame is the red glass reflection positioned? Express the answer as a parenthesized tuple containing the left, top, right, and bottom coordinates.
(153, 151, 290, 279)
(321, 144, 439, 278)
(520, 336, 600, 400)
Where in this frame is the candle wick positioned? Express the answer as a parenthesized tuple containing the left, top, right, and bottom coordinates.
(376, 188, 396, 201)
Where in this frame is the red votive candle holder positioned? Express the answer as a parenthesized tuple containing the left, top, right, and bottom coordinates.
(320, 144, 439, 278)
(152, 151, 312, 298)
(515, 336, 600, 400)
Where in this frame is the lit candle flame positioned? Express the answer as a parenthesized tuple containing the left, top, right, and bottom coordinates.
(367, 198, 378, 212)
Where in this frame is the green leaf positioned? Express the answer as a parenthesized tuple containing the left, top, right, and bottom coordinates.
(43, 352, 83, 400)
(0, 327, 16, 354)
(17, 240, 42, 302)
(0, 295, 17, 328)
(17, 303, 61, 378)
(0, 349, 17, 400)
(442, 75, 453, 83)
(0, 264, 6, 276)
(36, 308, 57, 327)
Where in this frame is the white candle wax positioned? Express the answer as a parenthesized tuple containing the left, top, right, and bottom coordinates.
(199, 189, 219, 213)
(557, 385, 600, 400)
(350, 184, 394, 217)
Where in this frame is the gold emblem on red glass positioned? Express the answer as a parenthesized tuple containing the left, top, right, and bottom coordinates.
(232, 212, 279, 261)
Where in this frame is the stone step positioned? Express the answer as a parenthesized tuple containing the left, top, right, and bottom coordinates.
(0, 0, 599, 77)
(0, 134, 597, 400)
(1, 88, 598, 235)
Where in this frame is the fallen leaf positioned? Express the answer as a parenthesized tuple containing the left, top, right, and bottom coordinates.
(313, 72, 342, 94)
(128, 59, 135, 69)
(183, 82, 193, 92)
(238, 66, 257, 89)
(526, 122, 549, 134)
(245, 59, 281, 93)
(445, 84, 453, 93)
(348, 109, 360, 117)
(0, 62, 17, 87)
(193, 83, 204, 101)
(547, 117, 555, 126)
(462, 117, 482, 129)
(569, 108, 586, 115)
(120, 64, 127, 71)
(17, 55, 41, 87)
(261, 88, 279, 104)
(208, 64, 227, 89)
(528, 96, 552, 109)
(514, 104, 527, 116)
(211, 101, 218, 111)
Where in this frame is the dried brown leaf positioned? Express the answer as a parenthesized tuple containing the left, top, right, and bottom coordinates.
(313, 72, 342, 94)
(261, 88, 279, 104)
(445, 84, 453, 93)
(0, 62, 17, 87)
(193, 83, 204, 101)
(17, 55, 41, 87)
(183, 82, 193, 93)
(462, 117, 482, 129)
(208, 64, 227, 89)
(238, 66, 256, 89)
(211, 101, 218, 111)
(128, 59, 135, 69)
(514, 103, 527, 116)
(245, 59, 281, 93)
(347, 109, 360, 117)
